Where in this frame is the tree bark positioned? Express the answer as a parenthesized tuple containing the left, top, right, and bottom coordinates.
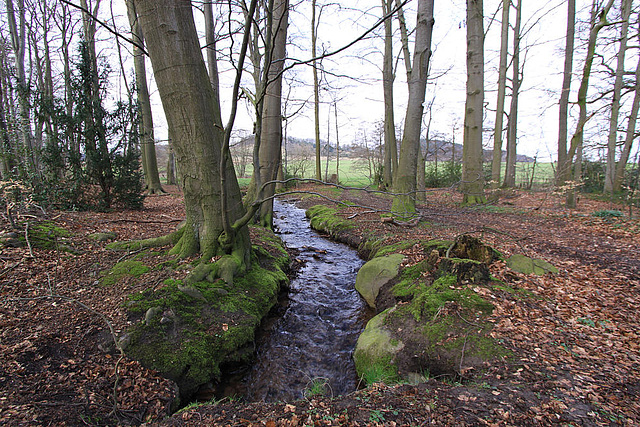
(491, 0, 509, 189)
(381, 0, 398, 189)
(461, 0, 486, 204)
(503, 0, 522, 188)
(613, 15, 640, 193)
(134, 0, 250, 268)
(564, 0, 614, 208)
(5, 0, 36, 176)
(391, 0, 434, 217)
(126, 0, 164, 194)
(556, 0, 575, 189)
(312, 0, 322, 181)
(256, 0, 289, 228)
(604, 0, 631, 193)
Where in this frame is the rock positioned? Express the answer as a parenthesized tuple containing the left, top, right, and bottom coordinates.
(117, 334, 131, 351)
(88, 232, 117, 242)
(177, 284, 206, 301)
(145, 306, 163, 324)
(507, 254, 558, 275)
(353, 308, 404, 382)
(355, 253, 405, 309)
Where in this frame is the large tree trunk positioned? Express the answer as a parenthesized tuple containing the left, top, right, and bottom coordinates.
(556, 0, 575, 189)
(391, 0, 434, 217)
(604, 0, 631, 193)
(381, 0, 398, 189)
(5, 0, 36, 177)
(134, 0, 250, 268)
(126, 0, 164, 195)
(256, 0, 289, 228)
(503, 0, 522, 188)
(564, 0, 614, 208)
(461, 0, 486, 204)
(491, 0, 509, 189)
(614, 18, 640, 193)
(312, 0, 322, 181)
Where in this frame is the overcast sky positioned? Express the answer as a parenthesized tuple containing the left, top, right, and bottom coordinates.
(102, 0, 633, 163)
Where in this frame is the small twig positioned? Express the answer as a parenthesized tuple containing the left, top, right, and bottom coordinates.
(456, 311, 480, 327)
(25, 222, 35, 259)
(116, 248, 143, 264)
(459, 335, 468, 376)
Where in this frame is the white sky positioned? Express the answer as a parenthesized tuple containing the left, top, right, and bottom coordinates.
(98, 0, 635, 163)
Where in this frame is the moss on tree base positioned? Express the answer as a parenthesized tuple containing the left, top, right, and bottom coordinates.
(122, 226, 290, 404)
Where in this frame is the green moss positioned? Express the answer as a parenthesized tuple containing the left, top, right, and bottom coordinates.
(123, 239, 290, 400)
(306, 205, 355, 236)
(22, 221, 72, 250)
(101, 260, 150, 286)
(372, 240, 419, 258)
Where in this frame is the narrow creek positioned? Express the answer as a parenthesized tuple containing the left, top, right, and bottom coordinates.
(240, 199, 367, 402)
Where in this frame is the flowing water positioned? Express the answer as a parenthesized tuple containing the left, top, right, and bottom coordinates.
(241, 199, 368, 402)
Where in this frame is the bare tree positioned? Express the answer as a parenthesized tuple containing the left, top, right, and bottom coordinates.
(391, 0, 435, 217)
(126, 0, 164, 194)
(491, 0, 510, 189)
(604, 0, 631, 193)
(461, 0, 486, 204)
(502, 0, 522, 188)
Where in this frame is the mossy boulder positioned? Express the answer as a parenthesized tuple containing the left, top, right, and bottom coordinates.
(305, 205, 363, 247)
(101, 260, 150, 286)
(355, 253, 405, 308)
(354, 236, 511, 385)
(88, 232, 117, 242)
(507, 254, 558, 275)
(353, 308, 403, 384)
(123, 231, 289, 403)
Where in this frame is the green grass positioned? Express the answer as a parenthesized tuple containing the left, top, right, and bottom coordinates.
(230, 157, 558, 190)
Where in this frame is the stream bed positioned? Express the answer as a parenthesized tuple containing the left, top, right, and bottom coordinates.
(239, 199, 368, 402)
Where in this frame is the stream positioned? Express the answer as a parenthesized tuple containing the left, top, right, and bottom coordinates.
(238, 199, 367, 402)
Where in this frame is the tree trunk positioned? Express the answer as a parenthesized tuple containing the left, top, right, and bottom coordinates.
(257, 0, 289, 228)
(491, 0, 509, 189)
(564, 0, 614, 208)
(614, 16, 640, 193)
(461, 0, 486, 204)
(391, 0, 435, 217)
(134, 0, 250, 268)
(5, 0, 36, 177)
(556, 0, 575, 188)
(604, 0, 631, 193)
(312, 0, 322, 180)
(503, 0, 522, 188)
(381, 0, 398, 189)
(126, 0, 164, 194)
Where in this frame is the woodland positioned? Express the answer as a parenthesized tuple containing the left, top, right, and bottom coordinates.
(0, 0, 639, 425)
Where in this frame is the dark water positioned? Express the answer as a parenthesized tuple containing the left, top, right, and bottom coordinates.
(242, 199, 367, 402)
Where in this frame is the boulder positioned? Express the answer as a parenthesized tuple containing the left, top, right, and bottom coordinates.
(353, 308, 404, 383)
(507, 254, 558, 275)
(355, 253, 405, 309)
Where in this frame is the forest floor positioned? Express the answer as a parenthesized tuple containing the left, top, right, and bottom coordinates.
(0, 184, 639, 426)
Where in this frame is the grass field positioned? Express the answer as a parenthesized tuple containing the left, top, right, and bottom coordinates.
(163, 157, 558, 190)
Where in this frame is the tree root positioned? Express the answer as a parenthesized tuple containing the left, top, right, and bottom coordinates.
(106, 228, 183, 251)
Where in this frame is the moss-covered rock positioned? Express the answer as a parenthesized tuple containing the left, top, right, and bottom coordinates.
(354, 236, 511, 385)
(123, 229, 290, 403)
(355, 253, 405, 309)
(353, 308, 403, 384)
(88, 232, 117, 242)
(101, 260, 150, 286)
(305, 205, 363, 248)
(506, 254, 558, 275)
